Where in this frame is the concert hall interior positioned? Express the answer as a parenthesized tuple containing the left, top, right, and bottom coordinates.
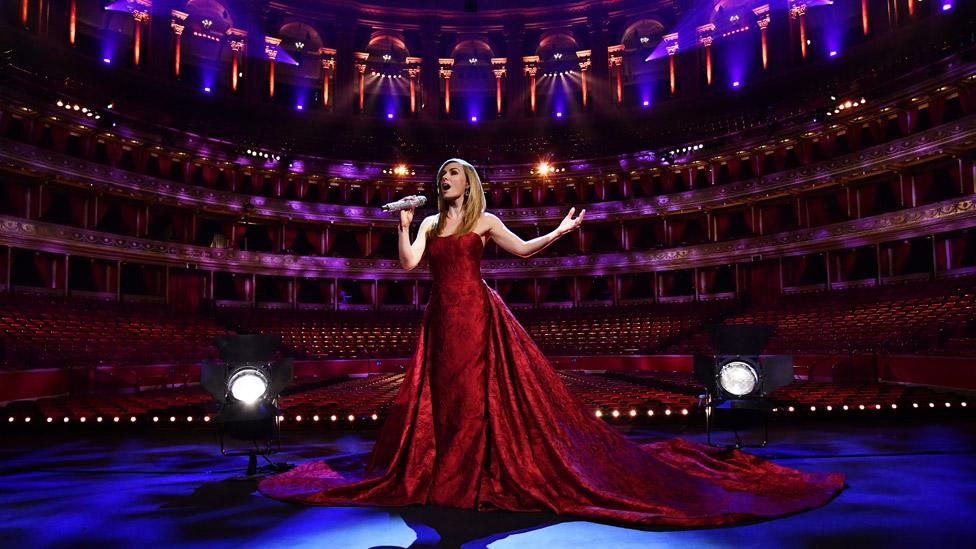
(1, 0, 975, 547)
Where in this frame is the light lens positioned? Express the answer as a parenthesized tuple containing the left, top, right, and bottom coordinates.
(718, 360, 759, 397)
(228, 368, 269, 403)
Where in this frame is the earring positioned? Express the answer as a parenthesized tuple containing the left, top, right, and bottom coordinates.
(464, 187, 470, 197)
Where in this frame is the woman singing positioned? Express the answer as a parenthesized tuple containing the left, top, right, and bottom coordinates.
(259, 158, 843, 526)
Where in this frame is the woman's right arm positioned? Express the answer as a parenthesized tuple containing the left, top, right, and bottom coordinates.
(398, 211, 433, 271)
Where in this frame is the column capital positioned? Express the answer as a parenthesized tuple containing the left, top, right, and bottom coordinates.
(491, 57, 507, 77)
(753, 3, 771, 29)
(696, 23, 715, 47)
(264, 36, 281, 60)
(789, 2, 807, 19)
(438, 57, 454, 79)
(664, 32, 679, 55)
(227, 28, 247, 51)
(575, 49, 591, 70)
(607, 44, 624, 66)
(522, 55, 539, 76)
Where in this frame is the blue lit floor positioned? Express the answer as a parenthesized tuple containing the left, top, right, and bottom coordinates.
(2, 417, 975, 549)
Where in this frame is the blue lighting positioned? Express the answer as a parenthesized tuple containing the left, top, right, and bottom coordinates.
(203, 87, 211, 93)
(102, 58, 112, 64)
(642, 100, 650, 107)
(732, 81, 740, 88)
(296, 104, 304, 111)
(470, 116, 478, 122)
(942, 2, 952, 10)
(829, 50, 838, 57)
(386, 113, 394, 119)
(556, 112, 563, 118)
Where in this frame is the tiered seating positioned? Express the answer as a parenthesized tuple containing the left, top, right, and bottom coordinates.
(220, 308, 421, 359)
(520, 300, 736, 355)
(0, 294, 229, 368)
(676, 277, 976, 355)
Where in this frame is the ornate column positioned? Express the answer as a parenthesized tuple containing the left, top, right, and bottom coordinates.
(790, 2, 807, 60)
(492, 57, 507, 115)
(227, 29, 247, 92)
(131, 6, 150, 67)
(576, 50, 591, 108)
(320, 48, 336, 109)
(170, 10, 187, 78)
(439, 58, 454, 115)
(697, 24, 715, 87)
(354, 52, 369, 112)
(753, 4, 771, 71)
(664, 33, 679, 95)
(522, 56, 539, 114)
(265, 36, 281, 99)
(406, 57, 422, 115)
(607, 44, 624, 105)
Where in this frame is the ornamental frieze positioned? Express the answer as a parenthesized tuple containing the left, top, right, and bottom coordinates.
(1, 115, 973, 227)
(2, 196, 973, 279)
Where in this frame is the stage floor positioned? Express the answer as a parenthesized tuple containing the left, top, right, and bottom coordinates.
(2, 418, 975, 548)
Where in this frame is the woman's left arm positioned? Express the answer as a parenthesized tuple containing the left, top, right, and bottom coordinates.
(486, 208, 585, 259)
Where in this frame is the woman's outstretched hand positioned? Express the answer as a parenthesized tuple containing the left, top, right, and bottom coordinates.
(555, 207, 586, 237)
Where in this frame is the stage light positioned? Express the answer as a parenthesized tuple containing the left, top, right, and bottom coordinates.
(204, 416, 211, 422)
(829, 51, 838, 57)
(25, 417, 31, 423)
(665, 409, 672, 416)
(788, 406, 795, 412)
(330, 414, 337, 421)
(187, 416, 193, 422)
(387, 113, 394, 119)
(296, 104, 304, 111)
(80, 417, 87, 423)
(97, 417, 103, 422)
(629, 409, 637, 417)
(647, 410, 654, 416)
(295, 415, 302, 422)
(859, 405, 865, 410)
(153, 416, 159, 422)
(843, 405, 849, 410)
(595, 410, 603, 418)
(170, 416, 176, 422)
(47, 417, 53, 423)
(732, 81, 740, 88)
(642, 100, 650, 107)
(470, 115, 478, 122)
(313, 415, 320, 421)
(347, 414, 355, 422)
(102, 58, 111, 64)
(942, 2, 952, 11)
(611, 410, 620, 418)
(7, 417, 13, 423)
(891, 404, 897, 409)
(694, 325, 792, 447)
(200, 334, 293, 475)
(371, 413, 378, 420)
(556, 111, 563, 118)
(203, 87, 211, 93)
(130, 417, 136, 422)
(826, 406, 833, 411)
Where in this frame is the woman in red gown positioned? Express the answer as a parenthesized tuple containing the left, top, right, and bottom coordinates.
(259, 158, 844, 526)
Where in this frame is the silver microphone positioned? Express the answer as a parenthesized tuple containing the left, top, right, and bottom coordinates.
(382, 195, 427, 212)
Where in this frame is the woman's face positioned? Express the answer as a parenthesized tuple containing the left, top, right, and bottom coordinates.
(439, 162, 468, 202)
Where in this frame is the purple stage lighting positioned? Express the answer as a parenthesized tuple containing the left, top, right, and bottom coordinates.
(829, 50, 838, 57)
(203, 87, 211, 93)
(387, 113, 394, 119)
(732, 81, 740, 88)
(942, 2, 952, 10)
(296, 105, 304, 111)
(470, 116, 478, 122)
(642, 100, 650, 107)
(556, 112, 563, 118)
(102, 58, 112, 64)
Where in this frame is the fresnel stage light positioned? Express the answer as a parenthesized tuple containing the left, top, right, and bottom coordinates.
(694, 325, 793, 448)
(201, 334, 293, 476)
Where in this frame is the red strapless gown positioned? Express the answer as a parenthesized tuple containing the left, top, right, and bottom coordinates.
(259, 232, 844, 526)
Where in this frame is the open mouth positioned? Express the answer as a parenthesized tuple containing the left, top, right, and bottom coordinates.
(441, 183, 451, 192)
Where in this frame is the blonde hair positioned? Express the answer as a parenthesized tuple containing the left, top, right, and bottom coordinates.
(428, 158, 487, 238)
